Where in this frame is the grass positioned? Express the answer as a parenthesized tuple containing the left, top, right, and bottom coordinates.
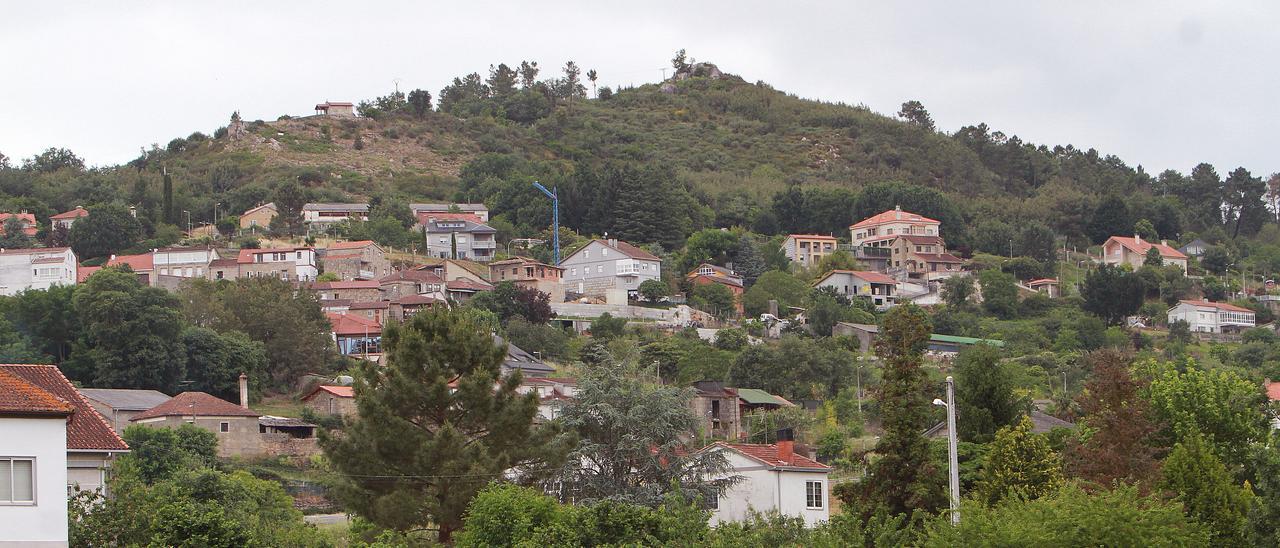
(255, 395, 305, 418)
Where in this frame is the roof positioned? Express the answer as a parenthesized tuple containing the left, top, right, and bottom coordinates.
(499, 336, 555, 375)
(417, 212, 485, 224)
(258, 415, 317, 428)
(131, 391, 259, 421)
(447, 278, 494, 292)
(1105, 236, 1188, 259)
(786, 234, 838, 240)
(327, 312, 382, 336)
(32, 256, 66, 264)
(1027, 278, 1059, 286)
(209, 258, 239, 268)
(0, 212, 37, 223)
(348, 300, 390, 310)
(489, 257, 563, 270)
(0, 368, 75, 417)
(77, 265, 101, 282)
(380, 269, 444, 284)
(303, 203, 369, 212)
(309, 280, 381, 290)
(51, 207, 89, 220)
(1267, 381, 1280, 402)
(411, 203, 488, 213)
(396, 294, 444, 306)
(897, 234, 945, 245)
(316, 101, 354, 107)
(79, 388, 172, 411)
(736, 388, 794, 407)
(563, 239, 660, 263)
(447, 259, 493, 280)
(325, 240, 381, 251)
(851, 207, 940, 229)
(838, 322, 879, 333)
(241, 202, 276, 216)
(713, 442, 830, 472)
(816, 269, 898, 285)
(107, 253, 154, 271)
(688, 264, 744, 288)
(1175, 300, 1254, 313)
(913, 252, 965, 263)
(0, 247, 71, 255)
(303, 385, 354, 400)
(0, 364, 129, 451)
(421, 217, 496, 234)
(929, 334, 1006, 347)
(1180, 238, 1209, 249)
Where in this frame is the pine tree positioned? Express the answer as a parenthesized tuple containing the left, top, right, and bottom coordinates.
(1066, 350, 1161, 490)
(1162, 432, 1251, 545)
(955, 344, 1022, 443)
(975, 416, 1063, 506)
(320, 309, 566, 543)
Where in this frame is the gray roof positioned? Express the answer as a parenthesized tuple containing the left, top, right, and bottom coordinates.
(303, 203, 369, 212)
(259, 415, 317, 428)
(410, 203, 487, 213)
(496, 335, 555, 375)
(422, 218, 496, 234)
(838, 322, 879, 333)
(79, 388, 172, 411)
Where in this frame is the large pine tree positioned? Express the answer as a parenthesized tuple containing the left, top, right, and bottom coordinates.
(320, 309, 566, 543)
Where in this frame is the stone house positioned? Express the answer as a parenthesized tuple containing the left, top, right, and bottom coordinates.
(302, 385, 355, 418)
(238, 202, 277, 230)
(130, 391, 264, 458)
(320, 240, 390, 280)
(881, 235, 964, 281)
(489, 257, 565, 302)
(315, 101, 355, 116)
(347, 300, 391, 324)
(781, 234, 839, 268)
(328, 312, 382, 357)
(559, 239, 661, 303)
(389, 293, 445, 321)
(1102, 235, 1188, 274)
(308, 280, 382, 303)
(379, 268, 446, 301)
(51, 206, 89, 230)
(691, 381, 742, 441)
(237, 247, 318, 282)
(208, 257, 240, 280)
(80, 388, 173, 435)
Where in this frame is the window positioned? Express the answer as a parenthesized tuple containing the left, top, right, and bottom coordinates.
(596, 265, 603, 274)
(602, 248, 609, 257)
(0, 458, 34, 504)
(805, 480, 824, 509)
(296, 251, 302, 260)
(219, 422, 230, 433)
(584, 250, 590, 259)
(705, 494, 719, 510)
(571, 268, 577, 277)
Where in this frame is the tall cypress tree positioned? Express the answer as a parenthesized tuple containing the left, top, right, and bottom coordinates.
(320, 309, 566, 543)
(162, 171, 174, 224)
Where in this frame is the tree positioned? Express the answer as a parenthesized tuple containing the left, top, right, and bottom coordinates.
(1087, 195, 1132, 244)
(742, 270, 809, 317)
(1144, 247, 1164, 267)
(586, 69, 598, 98)
(180, 327, 268, 403)
(1134, 218, 1159, 241)
(815, 250, 859, 273)
(559, 60, 586, 100)
(690, 283, 736, 318)
(1066, 350, 1161, 490)
(975, 416, 1064, 506)
(1222, 167, 1267, 238)
(1081, 264, 1145, 325)
(955, 344, 1022, 443)
(518, 60, 540, 88)
(468, 281, 554, 325)
(407, 88, 433, 117)
(486, 63, 519, 98)
(0, 216, 32, 248)
(979, 269, 1019, 319)
(67, 268, 186, 392)
(671, 49, 690, 73)
(1016, 222, 1057, 265)
(942, 275, 975, 308)
(638, 279, 669, 303)
(897, 100, 935, 131)
(1200, 246, 1232, 274)
(68, 204, 143, 259)
(321, 309, 565, 543)
(1161, 432, 1251, 545)
(843, 304, 944, 517)
(1247, 438, 1280, 546)
(806, 287, 873, 337)
(1142, 359, 1266, 469)
(714, 328, 748, 351)
(268, 180, 306, 235)
(590, 312, 628, 339)
(24, 147, 84, 172)
(121, 424, 217, 484)
(552, 359, 737, 507)
(162, 170, 174, 224)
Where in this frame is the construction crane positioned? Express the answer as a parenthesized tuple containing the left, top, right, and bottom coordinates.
(532, 181, 560, 264)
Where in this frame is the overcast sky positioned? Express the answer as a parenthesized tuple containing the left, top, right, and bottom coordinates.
(2, 1, 1276, 177)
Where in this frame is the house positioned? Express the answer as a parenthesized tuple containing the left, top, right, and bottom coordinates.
(302, 385, 355, 418)
(389, 293, 445, 321)
(703, 431, 832, 526)
(308, 280, 382, 303)
(1167, 300, 1256, 333)
(0, 369, 74, 546)
(315, 101, 356, 116)
(489, 257, 565, 302)
(833, 322, 880, 354)
(0, 212, 39, 236)
(1102, 235, 1188, 274)
(379, 268, 445, 301)
(559, 239, 662, 303)
(1026, 278, 1061, 298)
(328, 313, 382, 357)
(237, 247, 318, 281)
(413, 211, 485, 229)
(347, 301, 390, 324)
(812, 270, 897, 309)
(80, 388, 173, 435)
(51, 206, 89, 230)
(130, 389, 262, 458)
(239, 202, 277, 230)
(154, 247, 220, 282)
(0, 247, 77, 296)
(446, 278, 494, 302)
(691, 381, 742, 440)
(881, 235, 964, 281)
(320, 240, 390, 280)
(302, 203, 369, 228)
(1179, 238, 1210, 257)
(422, 217, 498, 262)
(850, 206, 940, 248)
(0, 364, 130, 497)
(687, 264, 745, 315)
(208, 257, 240, 280)
(781, 234, 838, 268)
(410, 202, 490, 222)
(736, 388, 795, 416)
(517, 377, 577, 420)
(105, 252, 155, 284)
(500, 336, 556, 378)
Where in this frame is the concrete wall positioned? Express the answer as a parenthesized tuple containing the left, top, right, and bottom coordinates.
(0, 416, 68, 547)
(0, 249, 76, 296)
(304, 393, 356, 417)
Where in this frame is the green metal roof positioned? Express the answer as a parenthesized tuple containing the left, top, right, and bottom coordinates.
(928, 334, 1006, 348)
(736, 388, 787, 406)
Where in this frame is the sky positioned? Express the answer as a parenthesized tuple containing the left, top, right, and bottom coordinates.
(2, 1, 1277, 177)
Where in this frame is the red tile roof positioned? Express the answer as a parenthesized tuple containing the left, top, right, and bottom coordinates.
(77, 265, 101, 282)
(327, 312, 382, 336)
(380, 269, 444, 284)
(396, 294, 444, 306)
(714, 442, 830, 471)
(326, 240, 380, 250)
(107, 253, 154, 271)
(914, 252, 964, 263)
(1106, 236, 1188, 260)
(818, 269, 898, 285)
(0, 364, 129, 451)
(416, 212, 484, 224)
(897, 234, 945, 245)
(51, 207, 89, 220)
(131, 391, 259, 421)
(0, 368, 74, 416)
(1028, 278, 1059, 286)
(0, 213, 38, 236)
(303, 385, 353, 400)
(1178, 300, 1254, 313)
(787, 234, 839, 240)
(309, 280, 381, 290)
(851, 208, 940, 229)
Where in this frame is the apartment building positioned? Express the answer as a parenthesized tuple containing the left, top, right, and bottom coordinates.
(849, 206, 940, 248)
(781, 234, 838, 268)
(0, 247, 77, 295)
(559, 239, 661, 302)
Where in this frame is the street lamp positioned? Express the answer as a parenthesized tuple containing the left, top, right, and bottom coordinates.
(933, 375, 960, 526)
(183, 210, 191, 234)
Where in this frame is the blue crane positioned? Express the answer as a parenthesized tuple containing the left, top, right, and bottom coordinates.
(532, 181, 560, 264)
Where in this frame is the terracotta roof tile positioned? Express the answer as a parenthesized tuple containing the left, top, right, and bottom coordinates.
(0, 364, 128, 451)
(131, 391, 259, 421)
(51, 207, 89, 220)
(850, 208, 940, 229)
(380, 269, 444, 284)
(303, 385, 354, 400)
(77, 265, 101, 282)
(1106, 236, 1188, 260)
(106, 253, 153, 271)
(1267, 381, 1280, 402)
(1178, 300, 1254, 313)
(0, 369, 74, 416)
(309, 280, 381, 290)
(447, 278, 494, 292)
(715, 442, 830, 471)
(327, 312, 382, 335)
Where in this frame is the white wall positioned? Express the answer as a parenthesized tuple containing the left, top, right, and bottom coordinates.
(709, 450, 829, 527)
(0, 249, 76, 296)
(0, 416, 68, 547)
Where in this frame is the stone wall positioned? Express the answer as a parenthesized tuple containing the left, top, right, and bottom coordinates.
(260, 434, 321, 458)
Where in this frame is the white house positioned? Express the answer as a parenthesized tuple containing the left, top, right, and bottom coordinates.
(0, 368, 74, 546)
(302, 203, 369, 227)
(50, 207, 89, 231)
(559, 239, 661, 303)
(780, 234, 839, 268)
(703, 431, 831, 527)
(812, 269, 898, 309)
(236, 247, 318, 281)
(0, 247, 78, 296)
(1167, 300, 1256, 333)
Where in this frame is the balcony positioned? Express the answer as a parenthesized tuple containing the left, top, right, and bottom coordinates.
(471, 238, 497, 249)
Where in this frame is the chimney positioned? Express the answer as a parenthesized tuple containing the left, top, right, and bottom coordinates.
(238, 373, 249, 409)
(1134, 234, 1141, 244)
(608, 238, 618, 248)
(1161, 239, 1168, 247)
(894, 205, 902, 220)
(768, 299, 779, 317)
(776, 428, 795, 464)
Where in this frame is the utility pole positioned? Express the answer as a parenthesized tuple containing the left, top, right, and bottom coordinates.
(532, 182, 560, 264)
(934, 376, 960, 525)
